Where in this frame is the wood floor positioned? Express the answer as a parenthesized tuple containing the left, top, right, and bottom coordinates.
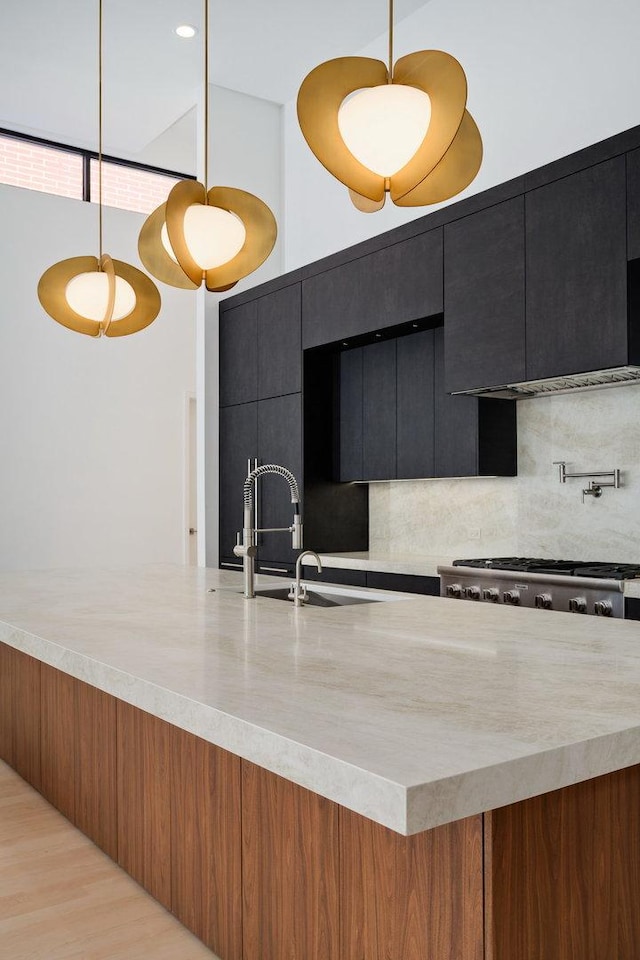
(0, 759, 218, 960)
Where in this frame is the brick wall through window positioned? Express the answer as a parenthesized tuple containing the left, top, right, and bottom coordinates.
(90, 159, 180, 215)
(0, 135, 83, 200)
(0, 132, 184, 213)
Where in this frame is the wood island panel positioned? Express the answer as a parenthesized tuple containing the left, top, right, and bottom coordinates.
(341, 808, 484, 960)
(0, 641, 15, 766)
(12, 647, 41, 791)
(242, 760, 340, 960)
(486, 765, 640, 960)
(171, 727, 242, 960)
(75, 681, 117, 859)
(117, 700, 172, 910)
(40, 663, 76, 821)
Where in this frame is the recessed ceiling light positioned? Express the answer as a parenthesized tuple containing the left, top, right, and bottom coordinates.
(175, 24, 197, 39)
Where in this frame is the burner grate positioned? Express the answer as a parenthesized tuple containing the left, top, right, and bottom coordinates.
(453, 558, 640, 580)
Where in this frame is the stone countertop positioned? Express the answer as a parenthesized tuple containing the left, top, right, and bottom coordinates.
(304, 551, 640, 597)
(1, 564, 640, 835)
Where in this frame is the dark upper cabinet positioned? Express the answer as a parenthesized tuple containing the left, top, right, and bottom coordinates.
(338, 327, 516, 481)
(339, 347, 364, 482)
(363, 340, 397, 481)
(525, 156, 628, 380)
(627, 147, 640, 262)
(397, 330, 435, 479)
(219, 301, 258, 407)
(257, 285, 302, 400)
(444, 198, 526, 393)
(435, 328, 517, 477)
(257, 394, 303, 566)
(302, 230, 443, 349)
(219, 402, 258, 560)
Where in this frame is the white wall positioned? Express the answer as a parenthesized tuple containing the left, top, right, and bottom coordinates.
(0, 184, 196, 570)
(283, 0, 640, 270)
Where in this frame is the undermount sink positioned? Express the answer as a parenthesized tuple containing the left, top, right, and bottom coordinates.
(254, 583, 404, 608)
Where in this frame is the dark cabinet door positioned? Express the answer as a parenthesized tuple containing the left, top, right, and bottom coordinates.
(257, 284, 302, 400)
(339, 347, 364, 482)
(302, 230, 443, 349)
(627, 147, 640, 262)
(257, 394, 303, 566)
(444, 198, 526, 393)
(434, 327, 479, 477)
(397, 330, 435, 479)
(219, 302, 258, 407)
(219, 403, 258, 561)
(363, 339, 397, 480)
(525, 156, 628, 380)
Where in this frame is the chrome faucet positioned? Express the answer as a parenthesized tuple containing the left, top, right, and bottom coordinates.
(233, 464, 303, 598)
(289, 550, 322, 607)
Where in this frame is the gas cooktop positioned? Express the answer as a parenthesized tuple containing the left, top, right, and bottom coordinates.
(452, 558, 640, 580)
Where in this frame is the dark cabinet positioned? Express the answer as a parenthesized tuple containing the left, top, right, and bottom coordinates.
(257, 394, 302, 567)
(219, 395, 302, 568)
(220, 301, 258, 407)
(219, 403, 258, 562)
(363, 340, 397, 481)
(257, 284, 301, 400)
(444, 198, 526, 393)
(338, 328, 516, 481)
(525, 156, 628, 380)
(628, 147, 640, 262)
(339, 348, 364, 482)
(397, 330, 435, 479)
(302, 230, 443, 349)
(442, 156, 637, 394)
(220, 284, 301, 408)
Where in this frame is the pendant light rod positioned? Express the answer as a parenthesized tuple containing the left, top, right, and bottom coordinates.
(98, 0, 103, 257)
(388, 0, 394, 81)
(203, 0, 209, 194)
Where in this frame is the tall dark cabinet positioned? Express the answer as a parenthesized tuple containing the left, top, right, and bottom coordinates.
(219, 284, 303, 571)
(444, 198, 526, 393)
(525, 157, 628, 380)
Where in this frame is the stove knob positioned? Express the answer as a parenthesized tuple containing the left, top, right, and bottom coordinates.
(535, 593, 553, 609)
(569, 597, 587, 614)
(446, 583, 462, 598)
(482, 588, 499, 602)
(594, 600, 613, 617)
(464, 586, 481, 600)
(503, 589, 520, 605)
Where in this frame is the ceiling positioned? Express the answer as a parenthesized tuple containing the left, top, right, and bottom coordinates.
(0, 0, 430, 162)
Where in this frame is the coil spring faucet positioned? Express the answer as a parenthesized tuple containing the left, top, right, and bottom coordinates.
(233, 464, 303, 598)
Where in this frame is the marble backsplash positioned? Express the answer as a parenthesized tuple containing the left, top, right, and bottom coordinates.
(369, 383, 640, 562)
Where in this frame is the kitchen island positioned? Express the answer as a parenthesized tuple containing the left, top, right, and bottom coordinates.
(1, 564, 639, 959)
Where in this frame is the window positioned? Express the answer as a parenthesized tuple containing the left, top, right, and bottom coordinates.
(0, 128, 191, 213)
(0, 134, 83, 200)
(89, 159, 181, 215)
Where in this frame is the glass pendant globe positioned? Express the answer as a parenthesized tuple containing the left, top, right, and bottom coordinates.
(182, 203, 247, 270)
(338, 84, 432, 178)
(65, 271, 137, 322)
(160, 222, 179, 264)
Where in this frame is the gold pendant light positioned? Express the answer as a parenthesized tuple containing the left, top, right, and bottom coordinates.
(38, 0, 160, 337)
(138, 0, 277, 293)
(297, 0, 483, 212)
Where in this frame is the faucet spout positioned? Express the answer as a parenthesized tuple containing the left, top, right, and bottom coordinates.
(291, 550, 323, 607)
(234, 464, 303, 599)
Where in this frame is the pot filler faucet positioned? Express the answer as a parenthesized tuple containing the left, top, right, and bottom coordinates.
(233, 464, 303, 598)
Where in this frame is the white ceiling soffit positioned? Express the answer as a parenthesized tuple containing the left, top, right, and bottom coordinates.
(0, 0, 429, 159)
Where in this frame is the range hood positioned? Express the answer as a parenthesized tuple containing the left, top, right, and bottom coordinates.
(453, 365, 640, 399)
